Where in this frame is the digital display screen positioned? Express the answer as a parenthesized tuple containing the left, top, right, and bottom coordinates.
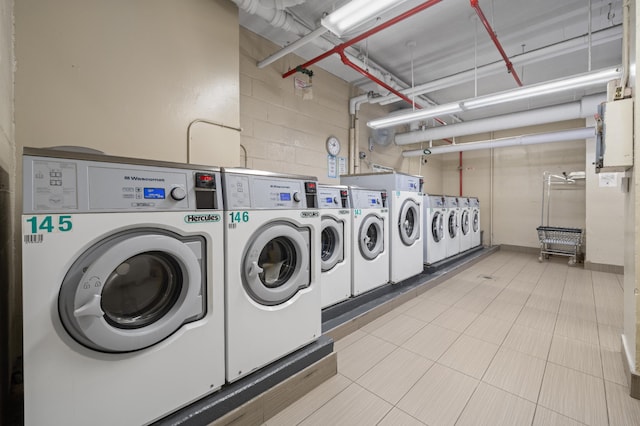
(280, 193, 291, 201)
(325, 197, 334, 203)
(144, 188, 166, 199)
(371, 198, 378, 204)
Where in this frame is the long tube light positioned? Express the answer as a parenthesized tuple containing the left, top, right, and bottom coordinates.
(401, 127, 595, 157)
(367, 67, 621, 129)
(321, 0, 411, 37)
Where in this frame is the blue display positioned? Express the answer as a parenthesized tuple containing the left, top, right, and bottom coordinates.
(280, 193, 291, 201)
(144, 188, 166, 199)
(325, 197, 333, 203)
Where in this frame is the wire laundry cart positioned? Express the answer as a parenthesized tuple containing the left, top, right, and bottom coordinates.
(537, 171, 585, 265)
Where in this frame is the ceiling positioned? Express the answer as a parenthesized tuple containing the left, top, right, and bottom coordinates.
(237, 0, 623, 125)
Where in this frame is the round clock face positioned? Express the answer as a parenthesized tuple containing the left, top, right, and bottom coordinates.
(326, 137, 341, 156)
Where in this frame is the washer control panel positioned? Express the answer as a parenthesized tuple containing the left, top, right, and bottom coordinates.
(349, 188, 387, 209)
(317, 186, 350, 209)
(223, 173, 318, 210)
(23, 154, 222, 213)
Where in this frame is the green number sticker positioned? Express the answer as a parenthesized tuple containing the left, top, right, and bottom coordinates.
(229, 211, 250, 223)
(25, 215, 73, 234)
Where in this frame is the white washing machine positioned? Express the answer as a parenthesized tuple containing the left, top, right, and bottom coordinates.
(221, 169, 321, 383)
(470, 197, 481, 247)
(341, 172, 423, 283)
(349, 187, 390, 295)
(423, 194, 447, 264)
(318, 185, 352, 309)
(444, 196, 460, 258)
(458, 197, 472, 253)
(21, 148, 225, 426)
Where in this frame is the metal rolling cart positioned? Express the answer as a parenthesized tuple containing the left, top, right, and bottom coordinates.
(537, 171, 585, 265)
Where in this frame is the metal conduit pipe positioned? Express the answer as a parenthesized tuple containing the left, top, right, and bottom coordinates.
(401, 127, 595, 157)
(394, 93, 605, 144)
(357, 26, 620, 109)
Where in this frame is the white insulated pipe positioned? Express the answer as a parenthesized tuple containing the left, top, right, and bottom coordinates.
(394, 93, 605, 145)
(233, 0, 309, 34)
(258, 27, 328, 68)
(401, 127, 595, 157)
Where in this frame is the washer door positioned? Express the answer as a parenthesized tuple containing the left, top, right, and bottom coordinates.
(399, 199, 420, 246)
(59, 229, 205, 353)
(473, 210, 479, 232)
(448, 211, 458, 238)
(431, 211, 444, 243)
(321, 216, 344, 272)
(242, 221, 310, 306)
(461, 210, 470, 235)
(359, 214, 385, 260)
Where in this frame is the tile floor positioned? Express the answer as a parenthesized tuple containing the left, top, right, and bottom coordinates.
(263, 251, 640, 426)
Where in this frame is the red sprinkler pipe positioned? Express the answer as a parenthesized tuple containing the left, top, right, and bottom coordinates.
(459, 152, 463, 196)
(470, 0, 523, 87)
(282, 0, 443, 79)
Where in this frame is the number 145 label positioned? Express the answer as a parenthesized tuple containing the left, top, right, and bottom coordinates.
(24, 215, 73, 234)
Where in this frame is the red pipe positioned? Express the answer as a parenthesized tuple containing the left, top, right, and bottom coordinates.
(470, 0, 523, 87)
(459, 152, 463, 196)
(283, 0, 443, 79)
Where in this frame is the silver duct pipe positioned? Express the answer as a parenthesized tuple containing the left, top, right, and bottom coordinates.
(233, 0, 309, 34)
(395, 93, 605, 145)
(402, 127, 595, 157)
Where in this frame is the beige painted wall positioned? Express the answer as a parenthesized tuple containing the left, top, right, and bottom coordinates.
(0, 0, 14, 420)
(239, 28, 440, 184)
(15, 0, 239, 164)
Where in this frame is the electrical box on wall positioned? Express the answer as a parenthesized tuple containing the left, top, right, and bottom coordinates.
(596, 98, 634, 173)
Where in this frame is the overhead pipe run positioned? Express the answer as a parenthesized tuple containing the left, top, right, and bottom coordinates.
(282, 0, 444, 79)
(367, 66, 621, 129)
(348, 25, 621, 114)
(470, 0, 523, 87)
(394, 93, 605, 144)
(401, 127, 595, 157)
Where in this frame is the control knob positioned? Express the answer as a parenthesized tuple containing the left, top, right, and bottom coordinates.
(293, 192, 301, 202)
(170, 187, 187, 201)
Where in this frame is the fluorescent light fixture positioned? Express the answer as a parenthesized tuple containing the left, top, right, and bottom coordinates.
(321, 0, 410, 37)
(367, 66, 621, 130)
(368, 103, 463, 129)
(463, 67, 621, 109)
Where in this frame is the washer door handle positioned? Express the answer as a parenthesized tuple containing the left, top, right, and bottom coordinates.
(74, 294, 104, 318)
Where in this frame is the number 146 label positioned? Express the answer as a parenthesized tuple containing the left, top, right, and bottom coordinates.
(24, 215, 73, 234)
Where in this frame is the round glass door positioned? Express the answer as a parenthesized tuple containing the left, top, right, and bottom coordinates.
(321, 217, 344, 272)
(359, 214, 384, 260)
(461, 210, 470, 236)
(243, 222, 310, 305)
(448, 211, 458, 238)
(399, 199, 420, 246)
(473, 210, 479, 232)
(432, 211, 444, 242)
(59, 230, 205, 353)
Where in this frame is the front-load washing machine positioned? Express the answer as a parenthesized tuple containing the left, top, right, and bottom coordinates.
(318, 185, 352, 309)
(423, 194, 447, 264)
(21, 148, 225, 426)
(221, 168, 321, 382)
(470, 197, 481, 247)
(458, 197, 472, 253)
(349, 187, 390, 295)
(445, 196, 460, 258)
(341, 172, 423, 283)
